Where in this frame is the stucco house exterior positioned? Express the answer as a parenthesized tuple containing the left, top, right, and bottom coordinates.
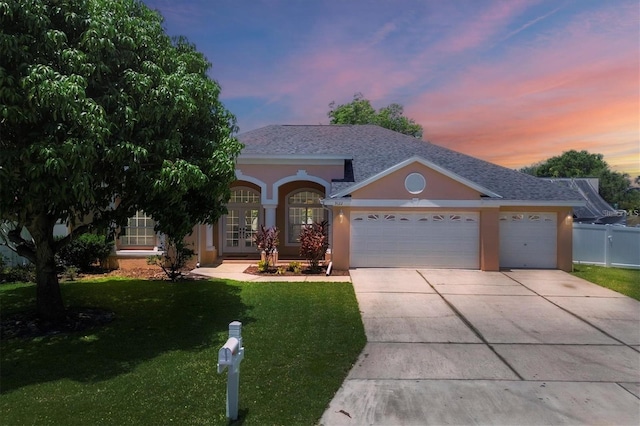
(115, 125, 584, 271)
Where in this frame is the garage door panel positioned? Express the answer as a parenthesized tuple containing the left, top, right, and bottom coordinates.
(500, 212, 557, 269)
(350, 212, 479, 268)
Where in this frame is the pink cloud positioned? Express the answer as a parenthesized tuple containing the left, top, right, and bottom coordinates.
(217, 1, 638, 175)
(406, 5, 639, 174)
(435, 0, 535, 54)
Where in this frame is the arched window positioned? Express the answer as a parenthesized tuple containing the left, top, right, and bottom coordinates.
(287, 189, 325, 244)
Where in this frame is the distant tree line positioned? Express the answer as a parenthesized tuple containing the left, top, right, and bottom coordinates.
(520, 150, 640, 211)
(328, 92, 423, 138)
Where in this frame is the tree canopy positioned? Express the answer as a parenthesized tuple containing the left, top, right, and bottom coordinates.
(520, 150, 640, 210)
(328, 92, 423, 138)
(0, 0, 242, 320)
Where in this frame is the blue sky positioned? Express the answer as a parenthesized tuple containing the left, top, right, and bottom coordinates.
(142, 0, 639, 176)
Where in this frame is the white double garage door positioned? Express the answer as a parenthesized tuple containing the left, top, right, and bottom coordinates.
(350, 211, 557, 269)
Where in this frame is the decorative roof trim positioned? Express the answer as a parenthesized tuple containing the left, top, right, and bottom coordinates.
(330, 156, 502, 199)
(321, 198, 585, 208)
(481, 199, 585, 207)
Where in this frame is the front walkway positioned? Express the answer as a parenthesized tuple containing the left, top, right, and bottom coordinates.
(320, 268, 640, 425)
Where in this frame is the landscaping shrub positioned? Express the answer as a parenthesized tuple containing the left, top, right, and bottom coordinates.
(0, 255, 7, 280)
(62, 266, 80, 281)
(147, 239, 194, 281)
(299, 220, 329, 272)
(1, 263, 35, 283)
(287, 261, 302, 274)
(257, 259, 270, 273)
(57, 233, 113, 271)
(254, 225, 279, 266)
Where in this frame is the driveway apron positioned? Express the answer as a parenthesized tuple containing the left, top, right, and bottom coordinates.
(320, 268, 640, 425)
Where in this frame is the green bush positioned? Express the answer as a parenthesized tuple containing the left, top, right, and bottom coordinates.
(257, 259, 270, 273)
(1, 263, 35, 283)
(57, 233, 113, 272)
(146, 239, 195, 282)
(287, 261, 302, 274)
(1, 254, 35, 283)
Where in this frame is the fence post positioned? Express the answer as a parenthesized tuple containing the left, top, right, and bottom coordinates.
(604, 225, 612, 268)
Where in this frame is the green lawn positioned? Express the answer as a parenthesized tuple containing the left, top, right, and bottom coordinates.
(0, 278, 366, 425)
(572, 264, 640, 300)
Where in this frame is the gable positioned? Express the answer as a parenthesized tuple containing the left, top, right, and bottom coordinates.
(351, 162, 482, 200)
(340, 157, 495, 200)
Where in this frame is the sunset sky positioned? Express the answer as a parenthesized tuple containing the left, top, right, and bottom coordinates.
(142, 0, 639, 177)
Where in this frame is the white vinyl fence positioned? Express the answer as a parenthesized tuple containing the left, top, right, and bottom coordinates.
(573, 224, 640, 269)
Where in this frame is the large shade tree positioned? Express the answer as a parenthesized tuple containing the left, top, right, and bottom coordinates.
(328, 92, 423, 138)
(520, 150, 640, 210)
(0, 0, 242, 321)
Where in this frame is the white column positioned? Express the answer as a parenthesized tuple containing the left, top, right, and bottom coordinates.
(206, 224, 215, 251)
(264, 204, 277, 228)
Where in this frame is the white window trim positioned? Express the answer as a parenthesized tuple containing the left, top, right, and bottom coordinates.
(285, 188, 326, 246)
(119, 211, 158, 247)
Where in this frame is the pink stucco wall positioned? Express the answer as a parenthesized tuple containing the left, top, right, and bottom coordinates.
(351, 163, 481, 200)
(236, 164, 341, 199)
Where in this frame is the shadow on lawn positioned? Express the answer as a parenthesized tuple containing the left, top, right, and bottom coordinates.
(0, 278, 254, 393)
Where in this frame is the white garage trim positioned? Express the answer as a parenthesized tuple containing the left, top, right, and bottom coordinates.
(350, 211, 479, 268)
(499, 212, 557, 269)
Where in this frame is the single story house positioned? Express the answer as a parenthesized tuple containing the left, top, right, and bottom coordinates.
(114, 125, 584, 271)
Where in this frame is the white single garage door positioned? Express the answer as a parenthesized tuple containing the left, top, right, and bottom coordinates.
(499, 212, 557, 268)
(350, 212, 479, 268)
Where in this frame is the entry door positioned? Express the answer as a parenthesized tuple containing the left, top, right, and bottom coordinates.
(225, 207, 260, 253)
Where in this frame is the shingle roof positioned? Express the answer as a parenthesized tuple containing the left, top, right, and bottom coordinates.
(548, 178, 624, 223)
(237, 124, 582, 202)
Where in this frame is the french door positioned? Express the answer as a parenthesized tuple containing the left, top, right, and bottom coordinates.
(224, 188, 262, 254)
(225, 208, 260, 253)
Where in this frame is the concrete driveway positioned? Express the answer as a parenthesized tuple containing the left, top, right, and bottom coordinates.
(320, 269, 640, 425)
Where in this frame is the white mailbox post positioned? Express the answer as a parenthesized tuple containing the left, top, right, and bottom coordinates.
(217, 321, 244, 421)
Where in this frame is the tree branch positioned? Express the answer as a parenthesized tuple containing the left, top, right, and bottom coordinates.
(3, 227, 36, 263)
(53, 223, 92, 251)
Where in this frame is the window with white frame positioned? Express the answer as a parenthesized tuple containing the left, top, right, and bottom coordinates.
(120, 211, 156, 246)
(287, 190, 325, 244)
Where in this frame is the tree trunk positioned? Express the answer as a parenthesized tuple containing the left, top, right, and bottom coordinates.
(28, 214, 66, 322)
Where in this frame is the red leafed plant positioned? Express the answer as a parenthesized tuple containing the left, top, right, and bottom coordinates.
(299, 220, 329, 272)
(254, 225, 279, 267)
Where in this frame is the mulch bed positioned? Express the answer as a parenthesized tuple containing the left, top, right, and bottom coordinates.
(77, 267, 208, 281)
(243, 265, 350, 276)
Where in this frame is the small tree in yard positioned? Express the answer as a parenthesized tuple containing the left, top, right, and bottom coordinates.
(147, 238, 195, 282)
(254, 225, 279, 269)
(299, 220, 329, 273)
